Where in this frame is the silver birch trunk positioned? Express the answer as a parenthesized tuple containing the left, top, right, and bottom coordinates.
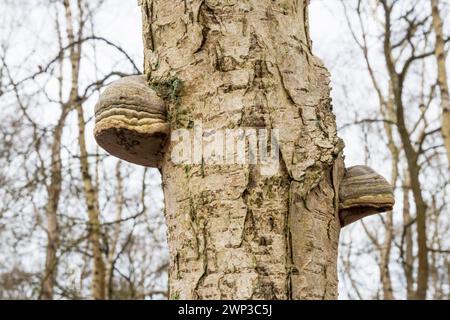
(141, 0, 344, 300)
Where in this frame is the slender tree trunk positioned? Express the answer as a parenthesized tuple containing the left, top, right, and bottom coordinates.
(380, 207, 394, 299)
(350, 13, 397, 297)
(40, 110, 69, 299)
(105, 161, 124, 299)
(379, 90, 397, 300)
(76, 102, 106, 299)
(393, 78, 428, 301)
(381, 2, 428, 300)
(63, 0, 106, 300)
(142, 0, 343, 299)
(429, 197, 443, 298)
(402, 172, 415, 299)
(41, 0, 79, 299)
(40, 12, 69, 298)
(431, 0, 450, 167)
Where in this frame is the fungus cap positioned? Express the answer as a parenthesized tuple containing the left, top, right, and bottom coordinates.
(94, 75, 169, 167)
(339, 165, 395, 227)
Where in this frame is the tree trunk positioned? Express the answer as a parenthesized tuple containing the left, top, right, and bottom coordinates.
(431, 0, 450, 167)
(62, 0, 107, 300)
(379, 89, 397, 300)
(76, 102, 106, 300)
(105, 161, 124, 299)
(40, 109, 68, 299)
(402, 171, 415, 299)
(380, 2, 428, 300)
(141, 0, 343, 299)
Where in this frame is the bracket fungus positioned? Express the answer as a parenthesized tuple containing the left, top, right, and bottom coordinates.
(94, 77, 394, 228)
(338, 165, 395, 227)
(94, 75, 169, 167)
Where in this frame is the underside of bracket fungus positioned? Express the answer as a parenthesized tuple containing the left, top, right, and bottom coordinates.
(339, 165, 395, 227)
(94, 75, 169, 167)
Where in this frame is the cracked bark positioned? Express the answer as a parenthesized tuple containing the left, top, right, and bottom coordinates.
(142, 0, 343, 299)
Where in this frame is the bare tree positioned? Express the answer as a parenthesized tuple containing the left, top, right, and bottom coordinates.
(339, 0, 449, 300)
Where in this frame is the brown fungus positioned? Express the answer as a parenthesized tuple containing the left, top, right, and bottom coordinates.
(339, 165, 395, 227)
(94, 75, 169, 167)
